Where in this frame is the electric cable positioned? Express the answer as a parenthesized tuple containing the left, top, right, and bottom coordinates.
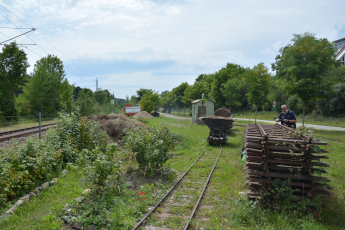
(0, 4, 93, 83)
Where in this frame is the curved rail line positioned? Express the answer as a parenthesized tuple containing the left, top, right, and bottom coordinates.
(0, 124, 57, 142)
(133, 146, 223, 230)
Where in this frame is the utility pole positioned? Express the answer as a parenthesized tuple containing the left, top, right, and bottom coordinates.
(96, 78, 98, 103)
(95, 78, 102, 103)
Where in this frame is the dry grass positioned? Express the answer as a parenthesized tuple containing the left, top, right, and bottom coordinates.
(91, 113, 146, 142)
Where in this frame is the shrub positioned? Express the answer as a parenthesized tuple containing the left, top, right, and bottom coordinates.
(56, 110, 108, 162)
(75, 144, 125, 228)
(123, 123, 175, 172)
(0, 135, 63, 203)
(0, 110, 109, 204)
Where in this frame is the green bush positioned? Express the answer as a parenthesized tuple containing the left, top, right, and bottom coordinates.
(55, 110, 108, 162)
(0, 110, 109, 204)
(123, 123, 175, 172)
(0, 135, 63, 204)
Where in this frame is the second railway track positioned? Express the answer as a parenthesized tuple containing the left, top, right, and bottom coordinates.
(0, 124, 57, 142)
(133, 146, 224, 230)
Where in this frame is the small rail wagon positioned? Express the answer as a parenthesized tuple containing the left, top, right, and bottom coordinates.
(200, 107, 235, 144)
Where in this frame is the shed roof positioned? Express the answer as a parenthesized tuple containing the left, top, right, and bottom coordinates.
(335, 46, 345, 60)
(191, 99, 215, 104)
(333, 37, 345, 43)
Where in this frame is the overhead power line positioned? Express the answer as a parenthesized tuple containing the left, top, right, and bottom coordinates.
(0, 28, 35, 44)
(0, 27, 33, 29)
(0, 4, 93, 84)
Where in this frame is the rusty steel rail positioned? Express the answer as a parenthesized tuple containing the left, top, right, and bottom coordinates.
(183, 147, 223, 230)
(132, 147, 208, 230)
(244, 122, 332, 199)
(132, 146, 223, 230)
(0, 124, 57, 142)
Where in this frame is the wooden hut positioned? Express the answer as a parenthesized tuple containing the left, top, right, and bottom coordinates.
(191, 99, 214, 124)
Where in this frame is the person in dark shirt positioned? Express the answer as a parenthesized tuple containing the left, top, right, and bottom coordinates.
(275, 105, 297, 129)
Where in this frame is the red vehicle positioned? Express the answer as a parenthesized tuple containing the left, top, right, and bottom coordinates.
(125, 105, 141, 116)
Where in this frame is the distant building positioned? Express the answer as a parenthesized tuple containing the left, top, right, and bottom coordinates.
(334, 37, 345, 66)
(191, 99, 214, 124)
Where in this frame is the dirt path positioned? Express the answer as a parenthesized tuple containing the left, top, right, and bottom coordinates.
(161, 113, 345, 131)
(160, 113, 192, 120)
(235, 118, 345, 131)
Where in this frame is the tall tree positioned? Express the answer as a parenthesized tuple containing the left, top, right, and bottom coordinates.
(243, 63, 271, 122)
(210, 63, 247, 109)
(140, 90, 160, 113)
(272, 32, 339, 125)
(76, 89, 95, 116)
(182, 81, 210, 106)
(59, 79, 74, 114)
(136, 88, 152, 102)
(23, 55, 66, 114)
(172, 82, 189, 112)
(160, 90, 176, 112)
(0, 42, 29, 117)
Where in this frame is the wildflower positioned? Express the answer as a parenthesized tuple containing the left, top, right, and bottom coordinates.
(142, 198, 145, 200)
(140, 192, 145, 195)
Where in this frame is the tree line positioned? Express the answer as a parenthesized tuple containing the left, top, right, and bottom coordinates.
(1, 33, 344, 122)
(129, 33, 344, 124)
(0, 42, 121, 119)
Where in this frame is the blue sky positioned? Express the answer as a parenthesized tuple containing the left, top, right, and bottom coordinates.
(1, 0, 345, 98)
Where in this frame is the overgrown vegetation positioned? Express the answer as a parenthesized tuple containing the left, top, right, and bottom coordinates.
(0, 109, 107, 205)
(1, 116, 344, 229)
(124, 124, 175, 173)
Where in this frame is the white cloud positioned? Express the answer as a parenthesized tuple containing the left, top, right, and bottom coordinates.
(1, 0, 345, 97)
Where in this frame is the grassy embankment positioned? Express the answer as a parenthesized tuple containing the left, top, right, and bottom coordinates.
(1, 118, 344, 229)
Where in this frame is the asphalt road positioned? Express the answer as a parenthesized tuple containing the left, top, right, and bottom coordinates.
(160, 113, 345, 131)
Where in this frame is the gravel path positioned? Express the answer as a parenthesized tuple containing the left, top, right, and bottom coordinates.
(160, 113, 192, 120)
(161, 113, 345, 131)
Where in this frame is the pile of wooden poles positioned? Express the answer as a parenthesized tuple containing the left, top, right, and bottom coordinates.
(244, 123, 332, 199)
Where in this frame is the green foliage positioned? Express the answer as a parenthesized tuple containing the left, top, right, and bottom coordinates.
(323, 65, 345, 84)
(160, 90, 176, 111)
(263, 178, 322, 214)
(0, 110, 108, 204)
(23, 54, 66, 114)
(182, 81, 210, 106)
(139, 90, 160, 113)
(136, 88, 152, 102)
(210, 63, 248, 108)
(76, 89, 96, 116)
(59, 78, 74, 114)
(81, 145, 123, 194)
(136, 117, 149, 124)
(273, 32, 339, 124)
(317, 83, 345, 117)
(56, 110, 108, 161)
(0, 42, 29, 117)
(123, 123, 175, 172)
(15, 93, 31, 116)
(0, 136, 63, 204)
(172, 82, 190, 110)
(243, 63, 271, 113)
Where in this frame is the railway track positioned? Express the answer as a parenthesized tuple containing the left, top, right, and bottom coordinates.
(0, 124, 57, 142)
(133, 146, 223, 230)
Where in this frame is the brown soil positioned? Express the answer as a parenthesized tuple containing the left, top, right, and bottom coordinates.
(133, 111, 154, 119)
(126, 170, 169, 190)
(91, 114, 146, 142)
(205, 115, 234, 120)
